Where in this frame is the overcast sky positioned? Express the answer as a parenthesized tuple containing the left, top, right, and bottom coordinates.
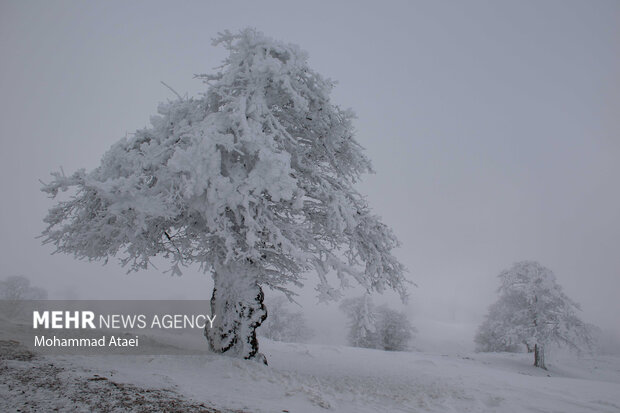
(1, 1, 619, 343)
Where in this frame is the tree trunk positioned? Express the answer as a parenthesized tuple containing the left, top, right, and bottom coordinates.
(534, 343, 546, 369)
(204, 261, 268, 364)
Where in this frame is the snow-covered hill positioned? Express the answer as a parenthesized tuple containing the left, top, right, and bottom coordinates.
(10, 338, 614, 413)
(2, 312, 619, 412)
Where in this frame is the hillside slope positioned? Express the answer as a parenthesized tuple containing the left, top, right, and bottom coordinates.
(10, 338, 615, 413)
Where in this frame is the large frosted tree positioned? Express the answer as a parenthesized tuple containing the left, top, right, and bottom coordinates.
(41, 29, 407, 362)
(477, 261, 590, 369)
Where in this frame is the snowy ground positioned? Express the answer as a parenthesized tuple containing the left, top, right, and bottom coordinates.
(0, 340, 225, 412)
(2, 332, 620, 412)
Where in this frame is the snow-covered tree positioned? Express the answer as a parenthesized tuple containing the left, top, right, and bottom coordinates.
(0, 275, 47, 301)
(40, 29, 407, 362)
(475, 298, 525, 353)
(258, 296, 313, 343)
(374, 305, 416, 351)
(478, 261, 591, 369)
(0, 275, 47, 319)
(340, 294, 378, 349)
(340, 295, 415, 351)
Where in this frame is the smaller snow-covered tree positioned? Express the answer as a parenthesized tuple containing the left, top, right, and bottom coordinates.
(475, 298, 525, 353)
(340, 294, 378, 349)
(340, 295, 414, 351)
(0, 275, 48, 301)
(375, 305, 416, 351)
(480, 261, 591, 369)
(0, 276, 48, 319)
(258, 296, 313, 342)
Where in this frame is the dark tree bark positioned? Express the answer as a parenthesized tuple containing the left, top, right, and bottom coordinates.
(534, 344, 546, 370)
(204, 262, 268, 364)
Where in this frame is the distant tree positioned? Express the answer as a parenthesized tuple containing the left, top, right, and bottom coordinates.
(340, 295, 415, 351)
(258, 296, 313, 343)
(375, 305, 416, 351)
(0, 275, 47, 319)
(0, 275, 47, 301)
(340, 294, 378, 349)
(477, 261, 591, 369)
(40, 29, 407, 363)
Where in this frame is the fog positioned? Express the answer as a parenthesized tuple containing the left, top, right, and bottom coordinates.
(1, 1, 619, 348)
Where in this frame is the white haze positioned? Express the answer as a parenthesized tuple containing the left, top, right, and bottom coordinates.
(1, 1, 619, 349)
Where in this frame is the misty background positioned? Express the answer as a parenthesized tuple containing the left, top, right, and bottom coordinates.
(1, 0, 618, 350)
